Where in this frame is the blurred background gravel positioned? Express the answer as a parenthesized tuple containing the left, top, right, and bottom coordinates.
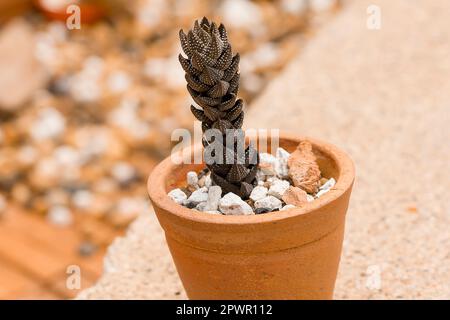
(0, 0, 340, 299)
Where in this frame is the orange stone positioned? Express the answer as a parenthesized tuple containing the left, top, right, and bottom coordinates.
(282, 186, 308, 206)
(287, 141, 321, 194)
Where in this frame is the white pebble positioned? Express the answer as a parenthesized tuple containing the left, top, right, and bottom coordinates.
(254, 196, 282, 211)
(281, 204, 296, 211)
(204, 185, 222, 211)
(72, 190, 93, 209)
(275, 147, 290, 178)
(107, 71, 131, 93)
(204, 174, 212, 188)
(205, 210, 222, 215)
(256, 169, 266, 183)
(307, 194, 315, 202)
(310, 0, 336, 12)
(168, 188, 187, 204)
(195, 202, 207, 211)
(281, 0, 308, 14)
(250, 186, 268, 202)
(220, 0, 263, 33)
(111, 162, 136, 184)
(47, 205, 73, 227)
(186, 187, 209, 206)
(186, 171, 199, 187)
(259, 152, 277, 166)
(268, 180, 290, 199)
(320, 178, 336, 191)
(30, 107, 66, 141)
(219, 192, 254, 215)
(315, 188, 331, 198)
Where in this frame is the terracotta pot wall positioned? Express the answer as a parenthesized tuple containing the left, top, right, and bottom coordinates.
(148, 133, 355, 299)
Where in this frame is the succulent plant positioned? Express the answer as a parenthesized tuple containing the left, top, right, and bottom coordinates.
(179, 17, 259, 198)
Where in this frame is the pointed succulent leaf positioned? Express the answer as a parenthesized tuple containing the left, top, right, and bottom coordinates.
(207, 80, 230, 98)
(179, 30, 192, 57)
(199, 66, 223, 86)
(232, 111, 244, 129)
(218, 23, 228, 43)
(187, 30, 205, 54)
(228, 73, 240, 95)
(215, 44, 232, 70)
(194, 20, 211, 45)
(212, 119, 233, 133)
(203, 106, 223, 122)
(178, 54, 200, 76)
(240, 182, 254, 198)
(226, 99, 243, 121)
(217, 94, 237, 111)
(200, 17, 210, 29)
(185, 74, 209, 92)
(179, 19, 259, 198)
(190, 105, 208, 122)
(223, 54, 240, 81)
(227, 164, 249, 183)
(191, 51, 205, 72)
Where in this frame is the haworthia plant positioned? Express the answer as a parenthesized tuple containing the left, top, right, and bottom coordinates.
(178, 17, 259, 198)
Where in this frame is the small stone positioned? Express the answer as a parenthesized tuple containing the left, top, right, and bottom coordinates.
(316, 188, 331, 198)
(185, 187, 208, 206)
(250, 186, 268, 202)
(320, 178, 336, 191)
(107, 71, 131, 93)
(259, 162, 277, 176)
(47, 205, 73, 227)
(205, 210, 222, 215)
(30, 107, 66, 141)
(307, 194, 315, 202)
(78, 241, 97, 257)
(195, 202, 207, 211)
(204, 174, 212, 188)
(255, 207, 272, 214)
(185, 202, 196, 209)
(168, 188, 187, 204)
(288, 141, 321, 194)
(275, 147, 290, 178)
(111, 162, 136, 185)
(219, 192, 254, 215)
(259, 153, 277, 176)
(268, 180, 290, 199)
(204, 185, 222, 211)
(256, 169, 266, 183)
(311, 0, 337, 12)
(198, 175, 206, 188)
(254, 196, 282, 211)
(72, 190, 93, 209)
(282, 186, 308, 206)
(281, 204, 296, 211)
(186, 171, 199, 187)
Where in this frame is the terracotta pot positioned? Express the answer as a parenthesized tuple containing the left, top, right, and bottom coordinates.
(148, 132, 355, 300)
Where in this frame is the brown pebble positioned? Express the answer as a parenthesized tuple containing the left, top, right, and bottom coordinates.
(288, 141, 321, 194)
(282, 186, 308, 206)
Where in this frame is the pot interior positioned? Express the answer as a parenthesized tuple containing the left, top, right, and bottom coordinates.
(163, 136, 340, 193)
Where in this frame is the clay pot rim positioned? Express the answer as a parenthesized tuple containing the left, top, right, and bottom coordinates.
(148, 132, 355, 226)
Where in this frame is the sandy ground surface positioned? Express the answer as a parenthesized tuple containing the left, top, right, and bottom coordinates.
(78, 0, 450, 299)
